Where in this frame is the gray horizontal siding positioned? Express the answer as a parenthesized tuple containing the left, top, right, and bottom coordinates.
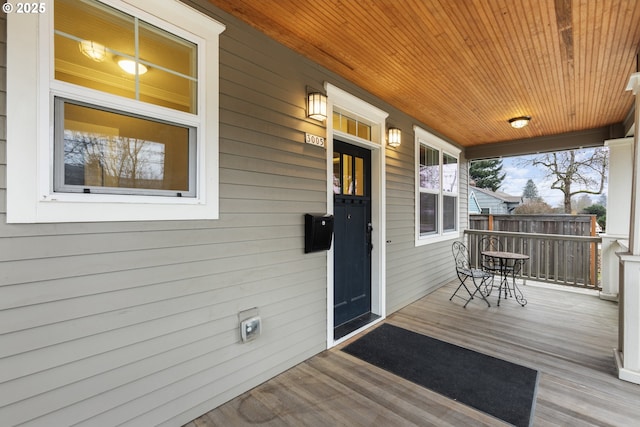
(0, 3, 330, 425)
(0, 2, 467, 426)
(385, 128, 464, 314)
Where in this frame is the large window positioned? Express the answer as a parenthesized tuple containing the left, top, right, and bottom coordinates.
(55, 100, 196, 196)
(415, 126, 461, 244)
(7, 0, 225, 222)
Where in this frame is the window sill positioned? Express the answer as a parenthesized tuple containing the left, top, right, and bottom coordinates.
(415, 231, 461, 247)
(7, 192, 218, 223)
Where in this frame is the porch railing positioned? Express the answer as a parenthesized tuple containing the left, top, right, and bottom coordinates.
(464, 229, 602, 290)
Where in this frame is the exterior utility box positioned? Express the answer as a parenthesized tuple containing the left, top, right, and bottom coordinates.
(304, 214, 334, 253)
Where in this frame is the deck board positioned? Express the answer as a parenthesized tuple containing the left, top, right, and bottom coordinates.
(185, 281, 640, 426)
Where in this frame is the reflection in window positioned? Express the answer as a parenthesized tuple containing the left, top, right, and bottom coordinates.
(56, 100, 194, 195)
(416, 131, 460, 241)
(342, 154, 353, 194)
(54, 0, 197, 113)
(443, 195, 457, 231)
(420, 145, 440, 191)
(420, 193, 437, 234)
(333, 150, 365, 196)
(443, 154, 458, 194)
(333, 152, 341, 194)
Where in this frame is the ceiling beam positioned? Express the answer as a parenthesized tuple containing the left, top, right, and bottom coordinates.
(465, 125, 625, 160)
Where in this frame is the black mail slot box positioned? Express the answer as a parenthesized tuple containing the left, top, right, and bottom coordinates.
(304, 213, 334, 253)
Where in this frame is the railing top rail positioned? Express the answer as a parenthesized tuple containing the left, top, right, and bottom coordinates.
(470, 213, 595, 219)
(464, 229, 602, 243)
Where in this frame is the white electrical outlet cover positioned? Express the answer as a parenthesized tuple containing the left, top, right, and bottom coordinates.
(241, 316, 261, 342)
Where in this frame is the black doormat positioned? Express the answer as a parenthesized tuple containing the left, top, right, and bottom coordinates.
(342, 324, 539, 427)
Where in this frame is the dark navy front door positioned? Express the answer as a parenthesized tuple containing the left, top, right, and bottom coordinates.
(333, 141, 372, 329)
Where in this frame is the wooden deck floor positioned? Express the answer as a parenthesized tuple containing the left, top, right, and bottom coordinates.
(186, 281, 640, 426)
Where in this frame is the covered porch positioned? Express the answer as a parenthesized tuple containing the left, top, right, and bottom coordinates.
(187, 281, 638, 426)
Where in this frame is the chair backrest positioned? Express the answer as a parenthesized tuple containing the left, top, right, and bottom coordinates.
(452, 241, 471, 271)
(481, 236, 502, 252)
(480, 236, 502, 270)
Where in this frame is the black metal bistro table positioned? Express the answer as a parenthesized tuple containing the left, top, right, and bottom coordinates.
(481, 251, 529, 306)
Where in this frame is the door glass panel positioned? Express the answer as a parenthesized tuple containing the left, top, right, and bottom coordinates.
(354, 156, 364, 196)
(333, 151, 341, 194)
(342, 154, 353, 194)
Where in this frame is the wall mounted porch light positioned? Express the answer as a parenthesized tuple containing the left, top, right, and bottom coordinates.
(387, 127, 401, 147)
(79, 40, 107, 62)
(508, 116, 531, 129)
(307, 92, 327, 121)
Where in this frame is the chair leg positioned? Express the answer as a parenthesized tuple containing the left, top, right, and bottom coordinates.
(471, 276, 491, 307)
(450, 275, 492, 308)
(482, 273, 496, 296)
(449, 282, 465, 301)
(449, 277, 475, 307)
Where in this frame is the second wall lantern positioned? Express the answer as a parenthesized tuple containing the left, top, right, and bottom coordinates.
(388, 127, 401, 147)
(307, 92, 327, 121)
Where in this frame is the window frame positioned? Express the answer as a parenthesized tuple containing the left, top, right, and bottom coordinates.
(6, 0, 225, 223)
(53, 97, 198, 197)
(414, 125, 461, 246)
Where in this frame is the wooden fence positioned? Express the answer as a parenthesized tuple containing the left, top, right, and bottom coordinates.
(470, 214, 597, 236)
(468, 214, 601, 289)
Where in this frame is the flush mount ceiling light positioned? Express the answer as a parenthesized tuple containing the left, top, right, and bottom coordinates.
(79, 40, 107, 62)
(307, 92, 327, 121)
(387, 127, 401, 147)
(117, 58, 148, 75)
(508, 116, 531, 129)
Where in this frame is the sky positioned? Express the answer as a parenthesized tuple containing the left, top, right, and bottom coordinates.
(497, 148, 608, 209)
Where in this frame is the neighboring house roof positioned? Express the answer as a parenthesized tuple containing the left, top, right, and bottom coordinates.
(469, 191, 482, 214)
(469, 187, 522, 214)
(471, 186, 522, 204)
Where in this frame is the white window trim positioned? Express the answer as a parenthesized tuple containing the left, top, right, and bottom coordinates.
(414, 125, 461, 246)
(6, 0, 225, 223)
(325, 82, 388, 348)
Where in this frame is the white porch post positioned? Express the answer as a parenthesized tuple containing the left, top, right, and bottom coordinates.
(600, 138, 633, 300)
(615, 72, 640, 384)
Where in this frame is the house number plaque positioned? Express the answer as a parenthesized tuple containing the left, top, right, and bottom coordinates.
(305, 133, 325, 148)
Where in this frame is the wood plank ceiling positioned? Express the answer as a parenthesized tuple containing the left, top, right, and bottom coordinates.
(206, 0, 640, 151)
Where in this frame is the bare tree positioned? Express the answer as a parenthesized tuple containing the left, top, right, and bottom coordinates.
(64, 131, 164, 189)
(520, 148, 607, 213)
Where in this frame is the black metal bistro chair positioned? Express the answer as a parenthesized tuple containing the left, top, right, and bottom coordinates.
(450, 241, 493, 308)
(480, 236, 503, 274)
